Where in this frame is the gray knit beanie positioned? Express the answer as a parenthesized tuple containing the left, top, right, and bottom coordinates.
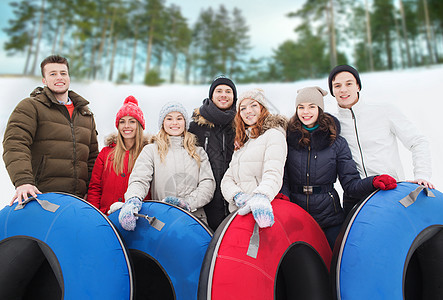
(158, 101, 189, 130)
(296, 86, 328, 111)
(237, 88, 268, 111)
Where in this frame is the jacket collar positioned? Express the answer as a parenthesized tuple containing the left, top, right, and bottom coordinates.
(31, 86, 90, 108)
(337, 98, 364, 118)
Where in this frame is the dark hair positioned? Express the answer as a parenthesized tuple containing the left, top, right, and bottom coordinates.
(40, 55, 69, 77)
(288, 107, 337, 147)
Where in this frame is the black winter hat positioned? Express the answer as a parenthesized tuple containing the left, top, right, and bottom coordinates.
(208, 75, 237, 104)
(328, 65, 361, 97)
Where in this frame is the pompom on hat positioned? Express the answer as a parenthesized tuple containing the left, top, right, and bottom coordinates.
(158, 101, 189, 130)
(115, 96, 145, 130)
(296, 86, 328, 111)
(237, 88, 268, 111)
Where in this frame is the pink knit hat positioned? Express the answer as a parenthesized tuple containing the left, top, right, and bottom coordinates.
(115, 96, 145, 130)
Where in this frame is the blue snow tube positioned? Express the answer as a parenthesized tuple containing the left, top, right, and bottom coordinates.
(108, 200, 213, 300)
(0, 192, 132, 300)
(333, 182, 443, 299)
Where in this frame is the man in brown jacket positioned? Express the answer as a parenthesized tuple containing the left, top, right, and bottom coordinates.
(3, 55, 99, 204)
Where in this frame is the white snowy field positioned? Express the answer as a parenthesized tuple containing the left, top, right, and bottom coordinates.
(0, 65, 442, 208)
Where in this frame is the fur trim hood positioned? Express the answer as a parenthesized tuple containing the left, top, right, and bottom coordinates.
(104, 132, 152, 148)
(260, 114, 288, 136)
(191, 108, 216, 128)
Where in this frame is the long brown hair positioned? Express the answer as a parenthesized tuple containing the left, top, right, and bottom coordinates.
(105, 122, 145, 174)
(154, 128, 201, 167)
(234, 103, 270, 149)
(287, 107, 337, 147)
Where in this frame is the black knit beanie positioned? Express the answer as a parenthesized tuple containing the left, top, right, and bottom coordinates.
(328, 65, 362, 97)
(208, 75, 237, 104)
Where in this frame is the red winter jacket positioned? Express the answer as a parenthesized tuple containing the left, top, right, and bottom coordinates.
(88, 134, 150, 214)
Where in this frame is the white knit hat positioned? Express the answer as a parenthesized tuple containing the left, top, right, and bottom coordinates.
(237, 88, 268, 111)
(158, 101, 189, 130)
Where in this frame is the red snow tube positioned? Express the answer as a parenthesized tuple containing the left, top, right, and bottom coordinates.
(198, 197, 332, 300)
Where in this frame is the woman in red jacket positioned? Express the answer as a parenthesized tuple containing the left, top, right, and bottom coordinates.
(88, 96, 150, 214)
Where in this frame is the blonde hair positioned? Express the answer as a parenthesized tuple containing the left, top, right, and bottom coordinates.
(155, 128, 201, 167)
(105, 123, 145, 174)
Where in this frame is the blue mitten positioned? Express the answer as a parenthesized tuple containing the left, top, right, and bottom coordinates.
(163, 196, 190, 211)
(249, 194, 274, 228)
(233, 192, 251, 208)
(118, 197, 142, 231)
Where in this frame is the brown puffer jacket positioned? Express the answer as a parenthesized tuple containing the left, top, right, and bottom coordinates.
(2, 86, 99, 198)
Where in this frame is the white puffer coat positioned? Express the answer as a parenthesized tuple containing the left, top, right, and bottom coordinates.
(125, 136, 215, 222)
(221, 115, 288, 212)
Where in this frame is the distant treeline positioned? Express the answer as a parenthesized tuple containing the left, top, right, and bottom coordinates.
(3, 0, 443, 84)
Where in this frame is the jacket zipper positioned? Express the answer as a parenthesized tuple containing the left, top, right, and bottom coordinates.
(204, 132, 210, 152)
(328, 192, 337, 212)
(306, 146, 311, 212)
(351, 108, 368, 177)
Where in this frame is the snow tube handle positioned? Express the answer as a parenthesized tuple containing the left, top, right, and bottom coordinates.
(247, 223, 260, 259)
(134, 213, 165, 231)
(14, 196, 60, 212)
(399, 186, 435, 208)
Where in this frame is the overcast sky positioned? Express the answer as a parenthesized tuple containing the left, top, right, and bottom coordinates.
(0, 0, 302, 74)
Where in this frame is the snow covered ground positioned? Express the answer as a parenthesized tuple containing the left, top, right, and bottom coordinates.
(0, 65, 442, 208)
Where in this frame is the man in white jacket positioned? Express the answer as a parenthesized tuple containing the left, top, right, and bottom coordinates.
(328, 65, 434, 214)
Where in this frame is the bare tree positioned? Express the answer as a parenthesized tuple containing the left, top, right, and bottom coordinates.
(30, 0, 45, 75)
(398, 0, 412, 67)
(364, 0, 374, 71)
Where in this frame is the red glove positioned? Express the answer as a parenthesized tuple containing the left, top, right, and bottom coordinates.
(373, 175, 397, 190)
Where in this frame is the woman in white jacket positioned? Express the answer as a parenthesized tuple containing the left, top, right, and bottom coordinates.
(118, 102, 215, 231)
(221, 88, 287, 228)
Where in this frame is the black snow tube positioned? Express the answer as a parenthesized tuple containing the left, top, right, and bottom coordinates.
(0, 192, 132, 300)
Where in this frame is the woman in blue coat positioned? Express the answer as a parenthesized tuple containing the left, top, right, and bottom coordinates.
(280, 86, 396, 249)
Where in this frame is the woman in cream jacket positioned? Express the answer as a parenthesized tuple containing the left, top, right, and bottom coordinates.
(221, 88, 287, 228)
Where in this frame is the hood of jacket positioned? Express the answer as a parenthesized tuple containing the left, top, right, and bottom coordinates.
(259, 114, 288, 136)
(191, 107, 216, 128)
(287, 113, 340, 151)
(30, 86, 93, 116)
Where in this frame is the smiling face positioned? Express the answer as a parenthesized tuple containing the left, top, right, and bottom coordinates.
(239, 98, 262, 126)
(163, 111, 185, 136)
(332, 71, 360, 109)
(118, 116, 138, 143)
(42, 63, 70, 97)
(212, 84, 234, 110)
(297, 103, 319, 128)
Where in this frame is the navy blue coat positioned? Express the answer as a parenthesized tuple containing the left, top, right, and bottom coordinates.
(280, 115, 375, 229)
